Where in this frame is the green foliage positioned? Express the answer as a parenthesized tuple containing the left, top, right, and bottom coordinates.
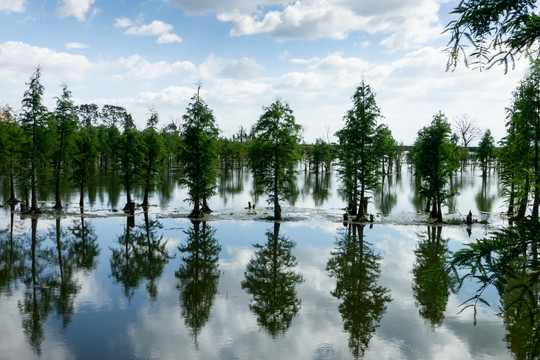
(450, 220, 540, 356)
(445, 0, 540, 72)
(248, 99, 302, 220)
(140, 110, 167, 206)
(413, 112, 460, 222)
(335, 81, 382, 219)
(19, 66, 51, 212)
(179, 88, 220, 217)
(476, 129, 496, 177)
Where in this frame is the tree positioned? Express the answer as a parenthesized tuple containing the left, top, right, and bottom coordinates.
(413, 112, 460, 223)
(179, 87, 220, 218)
(76, 103, 99, 127)
(476, 129, 496, 178)
(248, 99, 303, 220)
(140, 110, 167, 207)
(19, 67, 49, 213)
(0, 106, 22, 204)
(445, 0, 540, 72)
(335, 81, 382, 221)
(52, 84, 77, 209)
(71, 119, 99, 212)
(116, 117, 143, 212)
(453, 114, 481, 148)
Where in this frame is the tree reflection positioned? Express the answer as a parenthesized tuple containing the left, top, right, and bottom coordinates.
(0, 205, 25, 295)
(241, 223, 303, 338)
(373, 175, 397, 216)
(218, 168, 244, 205)
(326, 224, 391, 359)
(176, 220, 221, 347)
(475, 177, 497, 213)
(412, 226, 456, 329)
(110, 212, 170, 300)
(450, 220, 539, 359)
(110, 215, 139, 300)
(312, 172, 330, 206)
(500, 255, 539, 359)
(18, 218, 55, 356)
(50, 217, 79, 327)
(68, 215, 100, 271)
(136, 210, 171, 300)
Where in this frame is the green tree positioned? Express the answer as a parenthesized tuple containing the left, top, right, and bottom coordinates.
(476, 129, 496, 178)
(179, 88, 220, 218)
(413, 112, 460, 223)
(335, 81, 382, 221)
(140, 110, 167, 207)
(76, 103, 99, 127)
(248, 99, 302, 220)
(71, 119, 99, 211)
(52, 84, 77, 209)
(19, 67, 49, 213)
(116, 118, 143, 212)
(0, 106, 23, 204)
(446, 0, 540, 72)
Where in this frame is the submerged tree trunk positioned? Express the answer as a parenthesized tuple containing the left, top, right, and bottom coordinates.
(79, 175, 85, 213)
(54, 160, 62, 209)
(507, 182, 515, 216)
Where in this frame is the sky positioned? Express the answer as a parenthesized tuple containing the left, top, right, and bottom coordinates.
(0, 0, 532, 145)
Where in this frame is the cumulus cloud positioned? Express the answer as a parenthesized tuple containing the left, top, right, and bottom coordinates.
(0, 41, 93, 81)
(56, 0, 97, 21)
(199, 54, 265, 80)
(118, 55, 195, 79)
(114, 18, 183, 44)
(65, 42, 89, 49)
(167, 0, 445, 48)
(0, 0, 26, 13)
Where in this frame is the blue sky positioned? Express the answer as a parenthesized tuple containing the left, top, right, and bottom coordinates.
(0, 0, 530, 144)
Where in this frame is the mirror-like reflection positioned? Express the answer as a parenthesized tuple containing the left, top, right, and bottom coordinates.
(241, 222, 303, 338)
(176, 220, 221, 347)
(326, 224, 392, 359)
(412, 226, 456, 329)
(110, 212, 170, 301)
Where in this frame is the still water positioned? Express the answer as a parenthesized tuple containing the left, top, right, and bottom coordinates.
(0, 166, 517, 359)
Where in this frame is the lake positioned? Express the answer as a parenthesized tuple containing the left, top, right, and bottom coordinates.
(0, 165, 519, 359)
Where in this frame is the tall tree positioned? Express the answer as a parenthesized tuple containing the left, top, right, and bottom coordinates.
(76, 103, 99, 127)
(0, 106, 22, 204)
(179, 87, 220, 218)
(248, 99, 303, 220)
(19, 67, 49, 213)
(445, 0, 540, 72)
(335, 81, 381, 221)
(71, 119, 99, 212)
(116, 115, 143, 212)
(476, 129, 496, 178)
(52, 84, 77, 209)
(140, 110, 167, 207)
(413, 112, 460, 223)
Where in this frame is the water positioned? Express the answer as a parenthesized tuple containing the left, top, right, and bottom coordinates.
(0, 166, 517, 359)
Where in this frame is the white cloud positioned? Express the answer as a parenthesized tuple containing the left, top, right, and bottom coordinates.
(114, 18, 183, 44)
(199, 54, 265, 80)
(65, 42, 89, 49)
(170, 0, 445, 48)
(56, 0, 96, 21)
(119, 55, 195, 79)
(0, 0, 26, 13)
(0, 41, 93, 81)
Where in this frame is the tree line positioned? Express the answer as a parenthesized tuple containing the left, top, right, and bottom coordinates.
(0, 65, 517, 223)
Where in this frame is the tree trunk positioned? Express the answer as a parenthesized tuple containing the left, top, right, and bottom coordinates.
(507, 182, 515, 215)
(79, 175, 85, 213)
(7, 163, 18, 203)
(517, 175, 529, 219)
(436, 192, 443, 223)
(54, 159, 62, 209)
(141, 166, 151, 207)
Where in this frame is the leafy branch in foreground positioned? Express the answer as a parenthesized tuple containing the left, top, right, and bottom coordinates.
(449, 220, 540, 327)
